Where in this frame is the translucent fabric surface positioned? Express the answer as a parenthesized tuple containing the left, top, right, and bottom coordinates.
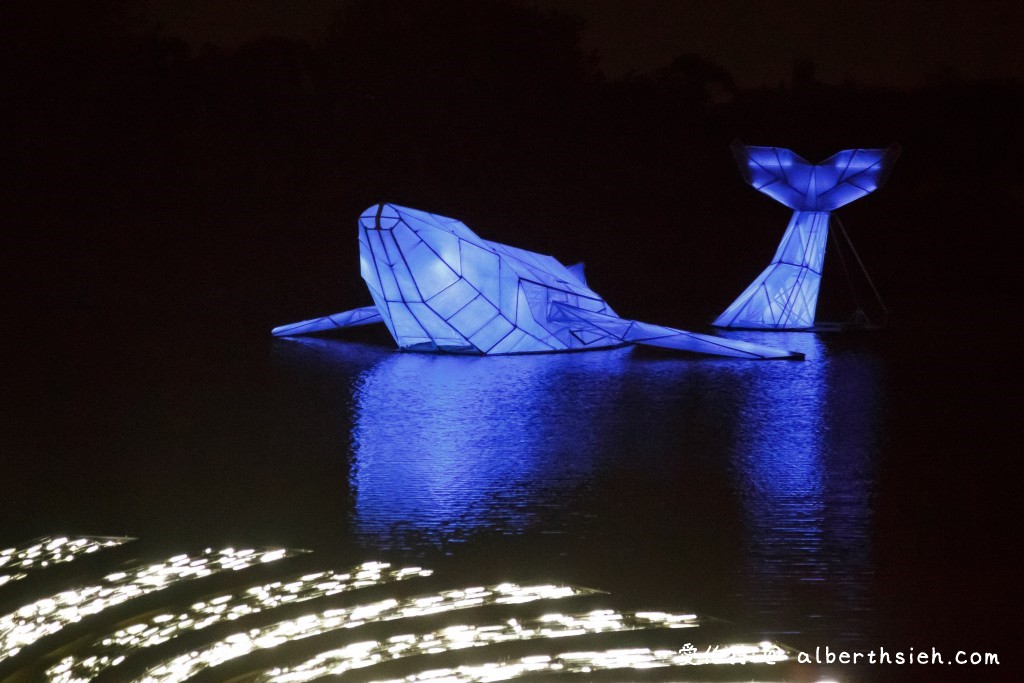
(275, 204, 800, 359)
(734, 142, 899, 212)
(713, 212, 828, 329)
(716, 143, 898, 329)
(550, 303, 803, 360)
(355, 203, 619, 354)
(271, 306, 383, 337)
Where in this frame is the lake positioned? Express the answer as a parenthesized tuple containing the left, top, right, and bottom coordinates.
(1, 316, 1014, 681)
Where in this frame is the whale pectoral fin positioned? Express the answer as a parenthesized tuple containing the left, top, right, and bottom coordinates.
(566, 262, 587, 286)
(549, 302, 803, 360)
(272, 305, 384, 337)
(622, 321, 804, 360)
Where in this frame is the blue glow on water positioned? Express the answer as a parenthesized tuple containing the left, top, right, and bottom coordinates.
(272, 334, 883, 643)
(721, 330, 882, 643)
(349, 348, 636, 549)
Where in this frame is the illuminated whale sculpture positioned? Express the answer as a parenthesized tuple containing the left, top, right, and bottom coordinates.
(714, 142, 899, 330)
(273, 203, 801, 360)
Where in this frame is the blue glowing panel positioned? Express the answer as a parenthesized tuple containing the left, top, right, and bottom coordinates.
(274, 203, 802, 359)
(735, 142, 900, 212)
(714, 212, 828, 329)
(548, 303, 796, 360)
(271, 306, 383, 337)
(715, 142, 899, 329)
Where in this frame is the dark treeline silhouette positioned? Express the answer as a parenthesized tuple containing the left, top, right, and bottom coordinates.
(3, 0, 1021, 338)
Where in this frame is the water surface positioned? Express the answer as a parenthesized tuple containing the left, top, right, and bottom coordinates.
(2, 322, 1014, 679)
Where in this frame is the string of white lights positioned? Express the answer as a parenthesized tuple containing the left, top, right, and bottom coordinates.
(1, 538, 789, 683)
(259, 610, 700, 682)
(370, 642, 790, 682)
(0, 547, 295, 662)
(0, 537, 132, 589)
(44, 563, 432, 683)
(135, 583, 592, 683)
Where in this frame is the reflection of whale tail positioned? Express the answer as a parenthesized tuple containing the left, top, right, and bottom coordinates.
(715, 142, 899, 330)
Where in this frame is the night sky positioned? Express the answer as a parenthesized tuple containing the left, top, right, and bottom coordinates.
(146, 0, 1024, 87)
(4, 0, 1022, 332)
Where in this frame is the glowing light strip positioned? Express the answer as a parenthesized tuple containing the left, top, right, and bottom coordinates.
(0, 547, 294, 662)
(136, 584, 592, 683)
(371, 642, 790, 682)
(44, 563, 432, 683)
(259, 610, 700, 682)
(0, 537, 132, 588)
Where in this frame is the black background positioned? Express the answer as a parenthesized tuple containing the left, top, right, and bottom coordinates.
(2, 2, 1021, 680)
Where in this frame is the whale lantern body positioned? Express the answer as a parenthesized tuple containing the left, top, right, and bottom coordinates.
(714, 142, 900, 330)
(273, 203, 802, 360)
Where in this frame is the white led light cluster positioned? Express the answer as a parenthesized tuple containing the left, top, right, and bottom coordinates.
(0, 547, 294, 662)
(259, 609, 700, 682)
(1, 536, 789, 683)
(136, 584, 591, 683)
(372, 642, 790, 682)
(0, 537, 131, 589)
(44, 563, 431, 683)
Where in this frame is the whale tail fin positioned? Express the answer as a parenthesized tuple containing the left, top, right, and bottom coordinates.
(716, 142, 899, 329)
(272, 305, 384, 337)
(732, 140, 900, 211)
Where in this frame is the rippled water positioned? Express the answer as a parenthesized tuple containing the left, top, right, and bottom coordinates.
(3, 322, 1012, 679)
(261, 331, 884, 647)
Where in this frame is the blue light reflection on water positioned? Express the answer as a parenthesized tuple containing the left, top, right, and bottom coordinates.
(349, 347, 636, 550)
(721, 330, 883, 643)
(273, 334, 883, 644)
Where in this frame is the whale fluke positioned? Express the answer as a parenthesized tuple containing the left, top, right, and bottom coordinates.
(714, 143, 899, 330)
